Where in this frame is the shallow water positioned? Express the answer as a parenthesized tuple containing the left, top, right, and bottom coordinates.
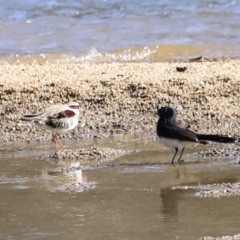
(0, 136, 240, 240)
(0, 0, 240, 60)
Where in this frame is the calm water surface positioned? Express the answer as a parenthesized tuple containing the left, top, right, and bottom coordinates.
(0, 0, 240, 60)
(0, 136, 240, 240)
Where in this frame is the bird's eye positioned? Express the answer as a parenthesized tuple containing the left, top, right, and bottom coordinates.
(70, 105, 79, 109)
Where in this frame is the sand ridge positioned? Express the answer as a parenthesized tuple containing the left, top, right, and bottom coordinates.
(0, 60, 240, 144)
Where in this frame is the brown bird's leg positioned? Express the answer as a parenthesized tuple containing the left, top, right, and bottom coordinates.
(52, 133, 57, 148)
(52, 133, 63, 149)
(55, 133, 64, 148)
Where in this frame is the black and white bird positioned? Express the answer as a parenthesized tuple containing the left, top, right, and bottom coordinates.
(20, 102, 81, 148)
(156, 106, 235, 164)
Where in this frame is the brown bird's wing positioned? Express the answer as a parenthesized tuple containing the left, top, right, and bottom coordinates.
(45, 110, 76, 129)
(56, 110, 75, 119)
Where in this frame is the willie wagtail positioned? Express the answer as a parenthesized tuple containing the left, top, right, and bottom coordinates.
(156, 107, 236, 164)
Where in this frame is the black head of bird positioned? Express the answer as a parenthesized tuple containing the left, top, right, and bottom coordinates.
(157, 107, 177, 122)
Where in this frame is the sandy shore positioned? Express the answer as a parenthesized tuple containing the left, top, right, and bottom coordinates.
(1, 60, 240, 238)
(0, 60, 240, 144)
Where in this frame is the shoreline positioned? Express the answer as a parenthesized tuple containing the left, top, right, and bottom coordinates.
(0, 45, 240, 65)
(0, 59, 240, 144)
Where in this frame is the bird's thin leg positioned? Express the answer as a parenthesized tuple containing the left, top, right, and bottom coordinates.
(55, 134, 64, 148)
(171, 148, 178, 164)
(52, 133, 58, 148)
(177, 148, 185, 163)
(52, 133, 63, 149)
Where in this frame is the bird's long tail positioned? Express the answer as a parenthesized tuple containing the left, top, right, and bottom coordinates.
(20, 114, 42, 121)
(196, 134, 236, 143)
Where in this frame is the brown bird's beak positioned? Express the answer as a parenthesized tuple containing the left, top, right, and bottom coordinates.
(79, 107, 85, 113)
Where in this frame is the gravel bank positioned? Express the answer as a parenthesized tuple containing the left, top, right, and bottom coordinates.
(39, 147, 134, 162)
(200, 233, 240, 240)
(0, 60, 240, 145)
(193, 182, 240, 198)
(172, 182, 240, 198)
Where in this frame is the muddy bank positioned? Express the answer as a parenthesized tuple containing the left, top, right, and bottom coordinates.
(39, 147, 134, 162)
(194, 182, 240, 198)
(172, 182, 240, 198)
(200, 234, 240, 240)
(0, 60, 240, 145)
(194, 145, 240, 161)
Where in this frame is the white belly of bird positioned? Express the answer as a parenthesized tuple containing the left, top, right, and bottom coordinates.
(36, 117, 79, 134)
(160, 137, 191, 150)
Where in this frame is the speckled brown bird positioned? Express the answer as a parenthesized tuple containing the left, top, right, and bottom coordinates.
(20, 102, 81, 148)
